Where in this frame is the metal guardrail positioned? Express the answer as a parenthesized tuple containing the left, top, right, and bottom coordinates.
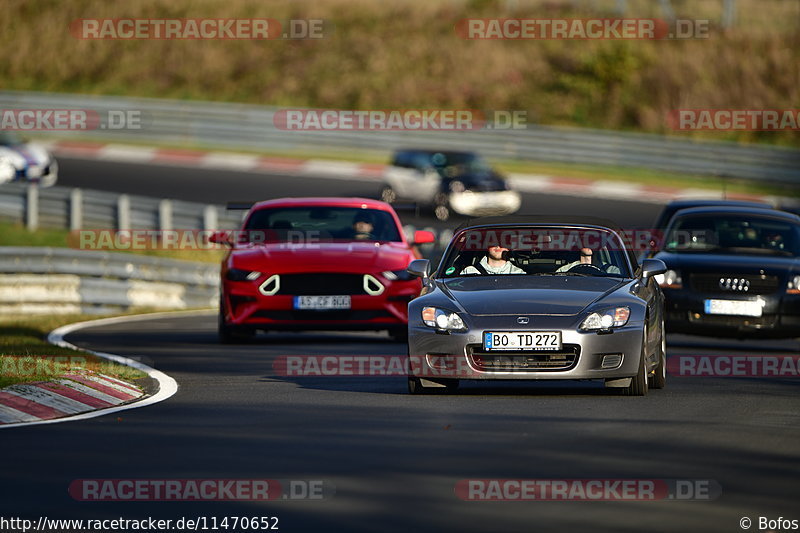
(1, 90, 798, 185)
(0, 182, 447, 314)
(0, 182, 244, 231)
(0, 247, 219, 314)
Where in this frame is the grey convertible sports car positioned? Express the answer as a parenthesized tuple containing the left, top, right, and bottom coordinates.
(406, 217, 667, 396)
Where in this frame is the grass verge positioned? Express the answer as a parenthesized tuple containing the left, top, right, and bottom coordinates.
(0, 221, 225, 264)
(0, 313, 149, 388)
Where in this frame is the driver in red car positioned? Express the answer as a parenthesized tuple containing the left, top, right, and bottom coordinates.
(351, 212, 375, 240)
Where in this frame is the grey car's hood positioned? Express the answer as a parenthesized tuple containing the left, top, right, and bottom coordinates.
(440, 276, 626, 316)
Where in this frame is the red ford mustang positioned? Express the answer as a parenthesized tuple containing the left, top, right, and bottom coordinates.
(213, 197, 434, 342)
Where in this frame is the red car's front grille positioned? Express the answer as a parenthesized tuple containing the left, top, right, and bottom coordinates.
(253, 310, 394, 321)
(277, 273, 368, 295)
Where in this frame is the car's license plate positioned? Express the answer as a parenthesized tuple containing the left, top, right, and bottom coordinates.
(27, 166, 43, 178)
(294, 295, 351, 310)
(484, 331, 562, 351)
(704, 299, 762, 317)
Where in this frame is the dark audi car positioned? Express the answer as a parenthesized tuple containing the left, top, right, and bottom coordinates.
(654, 206, 800, 337)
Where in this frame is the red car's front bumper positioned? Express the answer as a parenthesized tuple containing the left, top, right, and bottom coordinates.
(222, 272, 420, 331)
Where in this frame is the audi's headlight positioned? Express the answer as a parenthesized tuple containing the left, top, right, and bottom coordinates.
(580, 307, 630, 331)
(226, 268, 262, 281)
(422, 307, 466, 331)
(654, 269, 682, 289)
(788, 275, 800, 295)
(382, 269, 415, 281)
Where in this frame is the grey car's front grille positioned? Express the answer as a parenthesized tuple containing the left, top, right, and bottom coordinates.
(467, 344, 580, 372)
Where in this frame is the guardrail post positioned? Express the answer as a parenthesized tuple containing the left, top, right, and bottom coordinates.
(203, 205, 218, 231)
(722, 0, 737, 28)
(70, 188, 83, 231)
(159, 199, 173, 231)
(117, 194, 130, 229)
(26, 185, 38, 231)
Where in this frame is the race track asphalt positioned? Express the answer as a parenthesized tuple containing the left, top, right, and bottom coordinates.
(0, 157, 797, 533)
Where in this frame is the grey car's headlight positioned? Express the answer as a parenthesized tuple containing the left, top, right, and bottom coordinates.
(654, 269, 682, 289)
(422, 307, 466, 331)
(788, 275, 800, 295)
(580, 307, 630, 331)
(226, 268, 262, 281)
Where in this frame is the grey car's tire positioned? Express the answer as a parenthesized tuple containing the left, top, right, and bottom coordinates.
(649, 321, 667, 389)
(622, 327, 649, 396)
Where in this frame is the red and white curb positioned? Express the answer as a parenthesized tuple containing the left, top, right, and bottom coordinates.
(0, 371, 144, 425)
(41, 140, 778, 205)
(0, 310, 208, 429)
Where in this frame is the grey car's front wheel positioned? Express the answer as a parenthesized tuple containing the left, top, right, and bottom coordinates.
(622, 328, 649, 396)
(649, 320, 667, 389)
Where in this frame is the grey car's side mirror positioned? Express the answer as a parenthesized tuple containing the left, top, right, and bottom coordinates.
(641, 258, 667, 280)
(407, 259, 431, 283)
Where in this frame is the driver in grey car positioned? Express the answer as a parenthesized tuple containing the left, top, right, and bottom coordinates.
(556, 247, 621, 274)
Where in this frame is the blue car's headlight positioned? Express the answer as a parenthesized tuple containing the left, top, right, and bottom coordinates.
(580, 307, 630, 331)
(422, 307, 466, 331)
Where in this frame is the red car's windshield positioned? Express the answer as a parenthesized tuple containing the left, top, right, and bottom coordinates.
(243, 206, 403, 243)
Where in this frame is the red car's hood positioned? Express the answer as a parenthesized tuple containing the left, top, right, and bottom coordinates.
(229, 241, 414, 272)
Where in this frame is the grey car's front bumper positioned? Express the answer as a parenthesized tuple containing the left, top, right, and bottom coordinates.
(408, 317, 644, 381)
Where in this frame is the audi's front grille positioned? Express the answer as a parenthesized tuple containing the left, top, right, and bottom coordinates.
(689, 273, 779, 295)
(687, 312, 778, 329)
(278, 274, 367, 295)
(467, 344, 580, 372)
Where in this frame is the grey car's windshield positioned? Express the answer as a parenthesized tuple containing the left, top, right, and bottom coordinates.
(663, 214, 800, 256)
(439, 226, 632, 278)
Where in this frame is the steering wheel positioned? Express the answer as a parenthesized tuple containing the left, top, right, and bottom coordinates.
(567, 263, 604, 275)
